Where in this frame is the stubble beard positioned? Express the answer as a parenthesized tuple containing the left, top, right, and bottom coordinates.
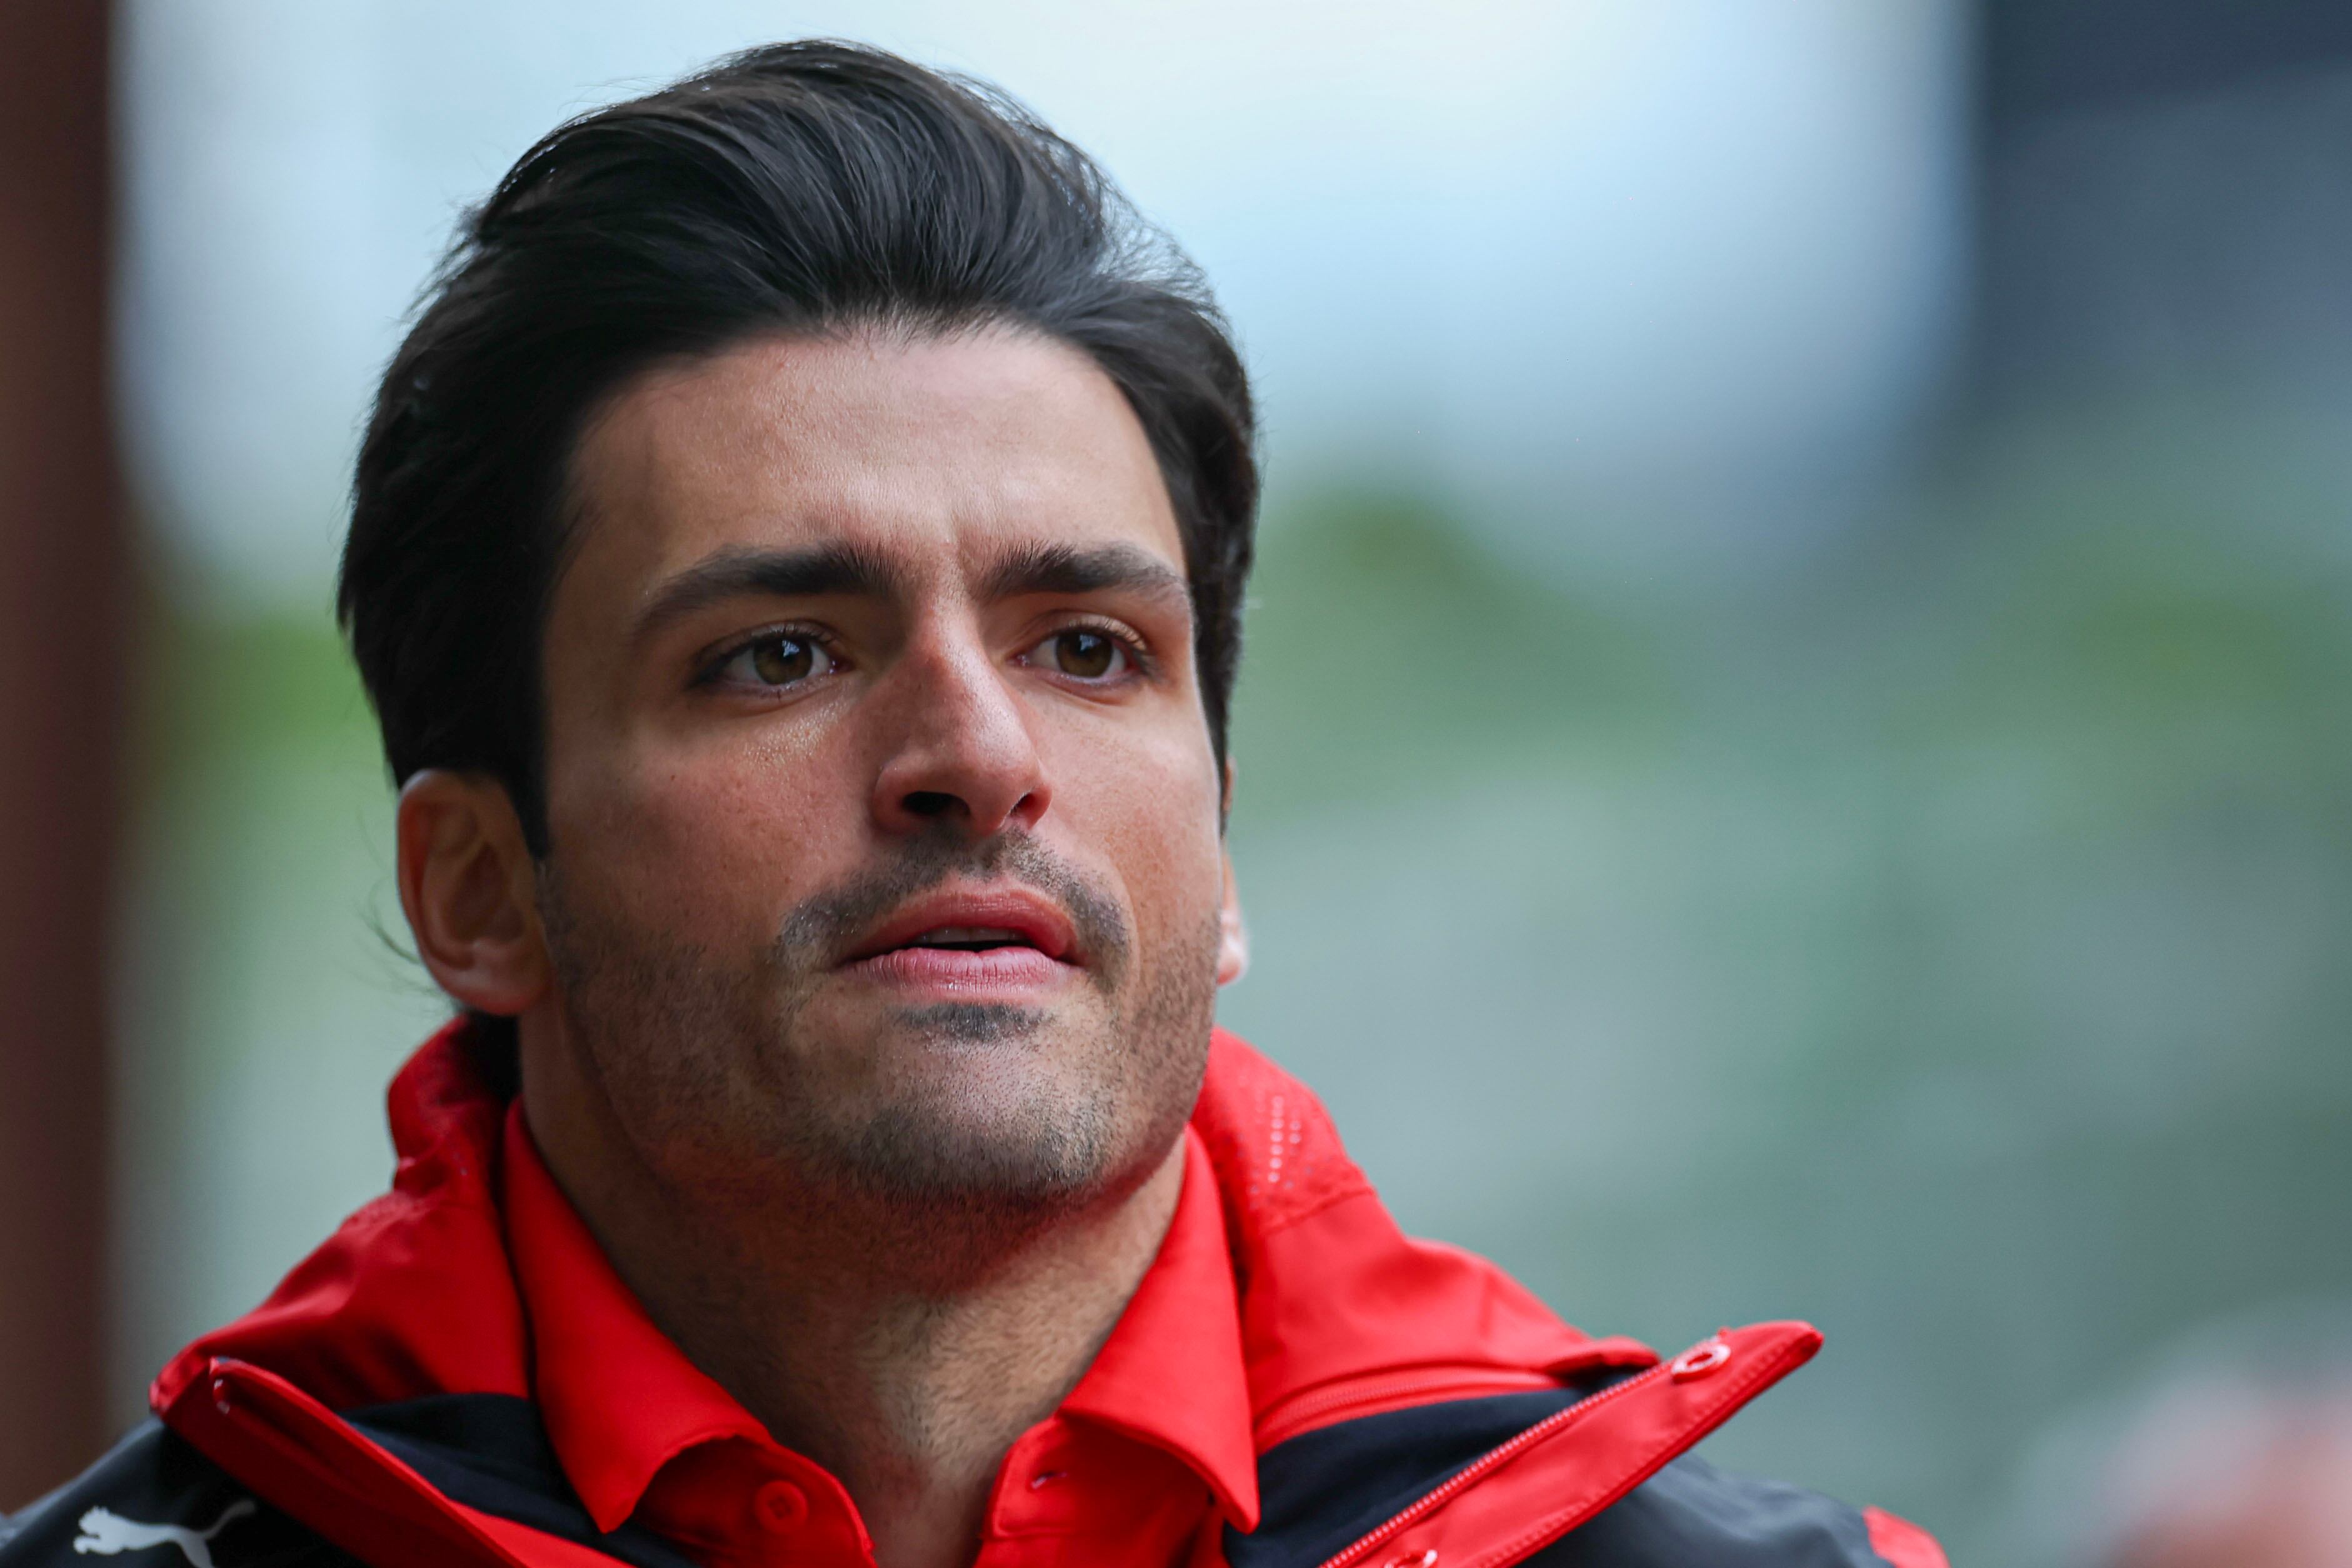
(536, 829, 1219, 1260)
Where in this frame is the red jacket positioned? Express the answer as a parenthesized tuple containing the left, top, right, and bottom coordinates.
(0, 1023, 1944, 1568)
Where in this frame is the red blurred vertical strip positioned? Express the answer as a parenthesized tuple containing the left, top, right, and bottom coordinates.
(0, 0, 123, 1506)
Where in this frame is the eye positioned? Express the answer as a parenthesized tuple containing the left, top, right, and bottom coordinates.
(1029, 628, 1131, 681)
(715, 632, 837, 689)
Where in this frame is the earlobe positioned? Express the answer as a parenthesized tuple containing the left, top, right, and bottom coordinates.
(1216, 846, 1248, 987)
(395, 769, 550, 1017)
(1216, 760, 1246, 985)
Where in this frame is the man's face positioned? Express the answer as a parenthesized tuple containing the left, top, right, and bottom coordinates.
(532, 326, 1227, 1217)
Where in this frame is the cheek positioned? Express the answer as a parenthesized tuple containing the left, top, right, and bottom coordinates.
(548, 722, 863, 936)
(1049, 722, 1224, 944)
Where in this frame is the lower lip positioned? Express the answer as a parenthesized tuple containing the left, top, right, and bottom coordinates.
(841, 946, 1074, 994)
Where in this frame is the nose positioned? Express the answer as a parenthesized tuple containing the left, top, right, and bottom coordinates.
(868, 635, 1051, 839)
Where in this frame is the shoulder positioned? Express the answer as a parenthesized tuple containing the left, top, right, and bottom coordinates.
(1231, 1385, 1944, 1568)
(0, 1419, 360, 1566)
(1524, 1455, 1944, 1568)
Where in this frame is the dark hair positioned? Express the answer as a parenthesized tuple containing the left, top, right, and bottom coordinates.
(338, 41, 1256, 854)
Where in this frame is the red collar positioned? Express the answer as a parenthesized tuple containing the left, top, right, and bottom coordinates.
(499, 1102, 1259, 1534)
(154, 1022, 1653, 1486)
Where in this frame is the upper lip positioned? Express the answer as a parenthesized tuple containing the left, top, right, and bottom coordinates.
(841, 885, 1080, 966)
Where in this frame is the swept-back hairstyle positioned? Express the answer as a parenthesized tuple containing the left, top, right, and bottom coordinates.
(339, 41, 1257, 854)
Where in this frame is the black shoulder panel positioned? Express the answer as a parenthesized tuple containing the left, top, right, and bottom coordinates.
(1522, 1456, 1884, 1567)
(1230, 1388, 1894, 1568)
(0, 1417, 362, 1566)
(0, 1397, 699, 1568)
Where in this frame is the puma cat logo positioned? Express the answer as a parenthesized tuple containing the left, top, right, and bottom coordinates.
(71, 1499, 255, 1568)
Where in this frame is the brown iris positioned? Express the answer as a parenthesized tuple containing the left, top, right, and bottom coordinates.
(749, 636, 816, 686)
(1048, 631, 1116, 677)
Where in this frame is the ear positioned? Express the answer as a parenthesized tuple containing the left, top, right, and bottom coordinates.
(1215, 758, 1247, 986)
(395, 769, 550, 1017)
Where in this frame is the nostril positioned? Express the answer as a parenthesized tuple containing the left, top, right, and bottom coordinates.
(903, 791, 957, 819)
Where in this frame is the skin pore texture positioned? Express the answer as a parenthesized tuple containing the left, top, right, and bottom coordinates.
(393, 326, 1247, 1568)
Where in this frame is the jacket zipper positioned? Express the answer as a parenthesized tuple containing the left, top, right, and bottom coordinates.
(1311, 1359, 1674, 1568)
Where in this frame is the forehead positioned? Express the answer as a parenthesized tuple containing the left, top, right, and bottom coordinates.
(562, 326, 1183, 604)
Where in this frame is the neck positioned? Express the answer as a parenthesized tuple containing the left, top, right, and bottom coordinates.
(518, 1047, 1188, 1568)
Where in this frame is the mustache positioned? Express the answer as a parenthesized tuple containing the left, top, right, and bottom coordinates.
(772, 828, 1130, 982)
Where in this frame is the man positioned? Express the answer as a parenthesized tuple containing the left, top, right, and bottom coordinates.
(2, 43, 1942, 1568)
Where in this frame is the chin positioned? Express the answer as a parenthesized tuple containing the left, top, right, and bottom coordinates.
(824, 1079, 1116, 1209)
(801, 1005, 1154, 1199)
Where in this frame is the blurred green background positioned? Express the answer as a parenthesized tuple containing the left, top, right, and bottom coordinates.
(108, 2, 2352, 1562)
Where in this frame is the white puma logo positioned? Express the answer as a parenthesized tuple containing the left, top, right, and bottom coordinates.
(71, 1499, 254, 1568)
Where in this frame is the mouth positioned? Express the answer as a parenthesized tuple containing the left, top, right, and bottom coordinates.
(838, 886, 1082, 991)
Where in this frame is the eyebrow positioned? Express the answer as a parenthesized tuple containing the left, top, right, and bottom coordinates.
(629, 537, 1194, 646)
(980, 542, 1193, 620)
(630, 541, 908, 644)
